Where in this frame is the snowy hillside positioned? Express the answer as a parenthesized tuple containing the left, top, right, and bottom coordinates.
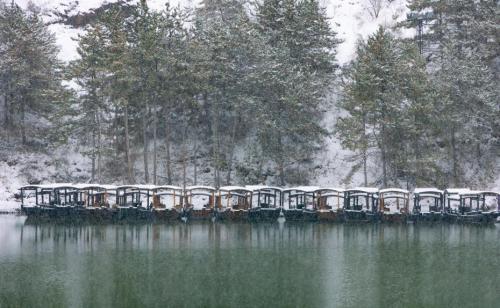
(15, 0, 411, 63)
(1, 0, 498, 210)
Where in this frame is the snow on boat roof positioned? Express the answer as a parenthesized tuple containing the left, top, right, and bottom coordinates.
(185, 185, 215, 191)
(476, 190, 500, 195)
(414, 188, 443, 194)
(133, 184, 159, 190)
(379, 188, 409, 194)
(346, 187, 379, 193)
(283, 186, 320, 192)
(72, 183, 117, 190)
(246, 185, 283, 192)
(324, 187, 345, 192)
(35, 183, 75, 189)
(219, 186, 251, 192)
(155, 185, 183, 190)
(445, 188, 471, 195)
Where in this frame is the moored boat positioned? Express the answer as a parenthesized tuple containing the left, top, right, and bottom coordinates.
(411, 188, 444, 222)
(184, 186, 216, 221)
(282, 187, 318, 222)
(343, 188, 379, 222)
(315, 188, 344, 222)
(379, 188, 409, 223)
(246, 186, 282, 222)
(444, 189, 498, 224)
(215, 186, 251, 222)
(151, 186, 183, 222)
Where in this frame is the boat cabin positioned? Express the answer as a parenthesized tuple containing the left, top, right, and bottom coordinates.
(314, 188, 344, 211)
(444, 188, 472, 214)
(153, 186, 184, 210)
(247, 186, 282, 209)
(379, 188, 410, 214)
(413, 188, 444, 214)
(218, 186, 252, 210)
(185, 186, 216, 210)
(344, 187, 379, 212)
(115, 185, 142, 208)
(52, 185, 84, 207)
(282, 187, 317, 211)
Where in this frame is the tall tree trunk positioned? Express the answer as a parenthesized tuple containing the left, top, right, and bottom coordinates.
(21, 100, 26, 145)
(277, 132, 285, 186)
(124, 105, 134, 183)
(381, 143, 387, 188)
(193, 133, 198, 185)
(3, 91, 10, 142)
(143, 107, 149, 183)
(152, 103, 157, 185)
(164, 112, 172, 185)
(114, 105, 120, 160)
(3, 92, 8, 130)
(451, 127, 459, 186)
(181, 122, 188, 191)
(91, 120, 96, 182)
(362, 113, 368, 186)
(210, 93, 220, 188)
(226, 115, 238, 185)
(97, 109, 102, 182)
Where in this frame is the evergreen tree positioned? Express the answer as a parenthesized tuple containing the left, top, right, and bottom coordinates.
(337, 27, 438, 187)
(70, 23, 108, 182)
(0, 1, 68, 145)
(256, 0, 337, 185)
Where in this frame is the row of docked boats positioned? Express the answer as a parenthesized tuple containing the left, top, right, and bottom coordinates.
(19, 184, 500, 224)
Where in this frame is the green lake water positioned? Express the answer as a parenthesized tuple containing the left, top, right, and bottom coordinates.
(0, 215, 499, 307)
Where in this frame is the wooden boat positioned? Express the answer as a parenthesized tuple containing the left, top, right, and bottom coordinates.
(246, 186, 282, 222)
(184, 186, 216, 221)
(215, 186, 251, 221)
(315, 188, 344, 222)
(411, 188, 444, 222)
(379, 188, 409, 223)
(282, 187, 318, 222)
(444, 189, 498, 224)
(20, 184, 53, 217)
(151, 186, 183, 222)
(343, 188, 379, 222)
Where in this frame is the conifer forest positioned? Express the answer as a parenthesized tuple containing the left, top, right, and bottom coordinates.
(0, 0, 498, 194)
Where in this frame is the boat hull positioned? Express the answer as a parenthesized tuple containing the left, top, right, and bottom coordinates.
(185, 208, 214, 221)
(381, 213, 408, 223)
(248, 208, 281, 222)
(344, 210, 379, 223)
(317, 210, 343, 223)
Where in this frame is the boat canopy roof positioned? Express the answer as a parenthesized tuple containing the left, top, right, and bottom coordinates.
(155, 185, 183, 191)
(246, 185, 283, 192)
(319, 187, 345, 192)
(380, 188, 409, 194)
(185, 185, 216, 191)
(346, 187, 379, 194)
(414, 188, 443, 194)
(219, 186, 251, 192)
(283, 186, 320, 193)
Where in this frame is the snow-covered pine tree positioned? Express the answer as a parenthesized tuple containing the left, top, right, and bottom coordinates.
(70, 23, 108, 182)
(337, 27, 439, 188)
(192, 0, 265, 187)
(404, 0, 499, 186)
(0, 1, 68, 146)
(256, 0, 337, 185)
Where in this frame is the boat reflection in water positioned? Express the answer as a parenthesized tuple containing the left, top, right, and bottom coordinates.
(2, 215, 500, 307)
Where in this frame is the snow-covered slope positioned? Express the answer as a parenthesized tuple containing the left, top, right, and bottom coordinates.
(2, 0, 497, 210)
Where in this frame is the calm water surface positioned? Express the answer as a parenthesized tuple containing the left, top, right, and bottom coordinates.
(0, 215, 499, 307)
